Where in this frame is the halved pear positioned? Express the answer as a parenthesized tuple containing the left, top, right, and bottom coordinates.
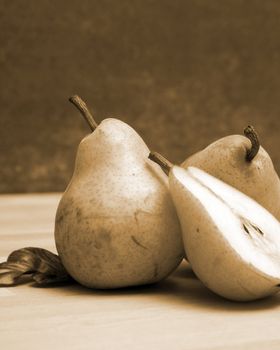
(169, 166, 280, 301)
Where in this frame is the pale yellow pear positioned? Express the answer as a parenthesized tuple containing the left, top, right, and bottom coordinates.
(55, 97, 183, 289)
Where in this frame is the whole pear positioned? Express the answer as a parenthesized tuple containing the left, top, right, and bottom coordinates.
(55, 96, 183, 289)
(181, 126, 280, 221)
(149, 152, 280, 301)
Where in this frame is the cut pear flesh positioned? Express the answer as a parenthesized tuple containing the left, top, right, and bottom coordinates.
(170, 166, 280, 301)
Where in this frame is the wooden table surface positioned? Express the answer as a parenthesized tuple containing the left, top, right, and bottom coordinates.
(1, 194, 280, 350)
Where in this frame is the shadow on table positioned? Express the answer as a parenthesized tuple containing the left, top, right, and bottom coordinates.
(31, 260, 280, 312)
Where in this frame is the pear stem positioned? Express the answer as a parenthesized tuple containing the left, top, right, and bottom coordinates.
(243, 125, 260, 162)
(148, 151, 174, 175)
(69, 95, 98, 131)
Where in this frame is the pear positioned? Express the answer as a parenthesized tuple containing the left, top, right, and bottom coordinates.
(181, 126, 280, 221)
(54, 96, 183, 289)
(149, 152, 280, 301)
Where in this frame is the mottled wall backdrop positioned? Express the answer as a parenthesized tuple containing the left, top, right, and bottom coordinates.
(1, 0, 280, 193)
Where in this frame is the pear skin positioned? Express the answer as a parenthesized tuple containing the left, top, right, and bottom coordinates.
(182, 133, 280, 221)
(55, 118, 183, 289)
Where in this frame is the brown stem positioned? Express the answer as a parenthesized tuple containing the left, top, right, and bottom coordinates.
(69, 95, 98, 131)
(148, 151, 174, 175)
(243, 125, 260, 161)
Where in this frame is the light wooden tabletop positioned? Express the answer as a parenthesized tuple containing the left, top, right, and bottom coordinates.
(1, 193, 280, 350)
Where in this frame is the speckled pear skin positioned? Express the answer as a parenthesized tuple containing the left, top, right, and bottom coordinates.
(182, 135, 280, 221)
(55, 118, 183, 289)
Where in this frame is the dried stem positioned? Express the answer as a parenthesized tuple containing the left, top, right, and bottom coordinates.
(148, 151, 174, 175)
(243, 125, 260, 161)
(69, 95, 98, 131)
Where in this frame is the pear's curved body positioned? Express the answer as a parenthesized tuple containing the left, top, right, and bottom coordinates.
(182, 135, 280, 221)
(55, 119, 183, 288)
(170, 166, 280, 301)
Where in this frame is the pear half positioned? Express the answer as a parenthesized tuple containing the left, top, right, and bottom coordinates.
(170, 166, 280, 301)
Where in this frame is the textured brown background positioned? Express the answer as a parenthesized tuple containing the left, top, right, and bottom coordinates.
(1, 0, 280, 193)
